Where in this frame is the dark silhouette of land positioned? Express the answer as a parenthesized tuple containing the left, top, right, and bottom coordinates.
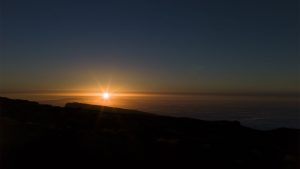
(0, 97, 299, 169)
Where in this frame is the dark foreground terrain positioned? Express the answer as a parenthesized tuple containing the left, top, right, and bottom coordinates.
(0, 97, 299, 169)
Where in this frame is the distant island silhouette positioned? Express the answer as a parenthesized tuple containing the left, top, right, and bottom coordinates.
(0, 97, 299, 169)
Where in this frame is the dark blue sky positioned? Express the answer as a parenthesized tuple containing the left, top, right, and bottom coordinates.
(1, 0, 299, 93)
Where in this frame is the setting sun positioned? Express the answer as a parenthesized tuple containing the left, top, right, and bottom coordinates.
(102, 92, 110, 100)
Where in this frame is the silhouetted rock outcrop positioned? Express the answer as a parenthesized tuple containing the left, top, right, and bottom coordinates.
(0, 97, 299, 169)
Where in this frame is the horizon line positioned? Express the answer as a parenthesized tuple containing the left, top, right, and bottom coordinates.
(0, 89, 299, 97)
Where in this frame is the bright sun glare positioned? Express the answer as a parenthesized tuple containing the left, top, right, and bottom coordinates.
(102, 92, 110, 100)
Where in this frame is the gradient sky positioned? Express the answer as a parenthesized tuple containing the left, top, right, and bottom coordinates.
(1, 0, 299, 94)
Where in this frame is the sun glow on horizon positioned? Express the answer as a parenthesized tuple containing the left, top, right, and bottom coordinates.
(101, 92, 110, 100)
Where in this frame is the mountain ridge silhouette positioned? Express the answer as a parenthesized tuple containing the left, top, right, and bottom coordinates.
(0, 96, 299, 169)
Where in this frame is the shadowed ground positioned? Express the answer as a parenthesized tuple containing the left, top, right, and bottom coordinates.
(0, 97, 299, 169)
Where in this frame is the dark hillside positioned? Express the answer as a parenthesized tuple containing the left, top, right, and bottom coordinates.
(0, 97, 299, 169)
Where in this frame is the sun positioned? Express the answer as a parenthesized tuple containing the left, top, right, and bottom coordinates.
(102, 92, 110, 100)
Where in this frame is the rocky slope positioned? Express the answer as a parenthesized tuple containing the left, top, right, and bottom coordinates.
(0, 97, 299, 169)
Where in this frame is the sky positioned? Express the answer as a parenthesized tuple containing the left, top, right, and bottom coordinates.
(1, 0, 299, 94)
